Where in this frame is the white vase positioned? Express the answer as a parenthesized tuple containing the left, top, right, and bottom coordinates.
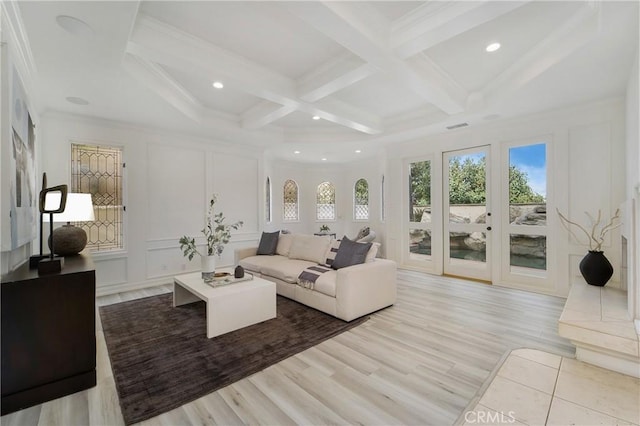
(201, 255, 217, 273)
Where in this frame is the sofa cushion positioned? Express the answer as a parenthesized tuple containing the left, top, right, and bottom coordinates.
(238, 255, 284, 273)
(289, 234, 331, 264)
(276, 233, 294, 257)
(313, 269, 338, 297)
(332, 237, 372, 270)
(262, 258, 317, 284)
(257, 231, 279, 255)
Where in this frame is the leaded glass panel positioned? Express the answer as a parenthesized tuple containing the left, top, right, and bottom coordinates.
(71, 143, 123, 251)
(283, 179, 298, 221)
(354, 178, 369, 220)
(316, 181, 335, 220)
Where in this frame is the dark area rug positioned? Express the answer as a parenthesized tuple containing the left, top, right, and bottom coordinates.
(100, 293, 368, 425)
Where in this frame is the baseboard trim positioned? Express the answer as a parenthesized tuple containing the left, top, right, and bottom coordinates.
(96, 277, 173, 297)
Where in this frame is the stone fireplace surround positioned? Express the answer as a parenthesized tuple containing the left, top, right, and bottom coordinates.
(559, 194, 640, 378)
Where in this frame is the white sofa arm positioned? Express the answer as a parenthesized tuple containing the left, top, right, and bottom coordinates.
(335, 259, 397, 321)
(234, 247, 257, 264)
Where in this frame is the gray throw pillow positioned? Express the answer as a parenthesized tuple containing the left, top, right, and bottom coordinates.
(331, 236, 372, 270)
(257, 231, 279, 255)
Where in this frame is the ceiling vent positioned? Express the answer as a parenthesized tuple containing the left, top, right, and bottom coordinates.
(446, 122, 469, 130)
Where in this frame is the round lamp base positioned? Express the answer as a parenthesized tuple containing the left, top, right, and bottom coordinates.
(50, 225, 88, 256)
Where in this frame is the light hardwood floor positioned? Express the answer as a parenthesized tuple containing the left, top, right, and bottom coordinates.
(1, 270, 574, 426)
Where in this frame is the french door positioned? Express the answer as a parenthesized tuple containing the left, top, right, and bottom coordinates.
(443, 146, 492, 281)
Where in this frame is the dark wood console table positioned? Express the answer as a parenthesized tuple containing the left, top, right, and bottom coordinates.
(1, 253, 96, 415)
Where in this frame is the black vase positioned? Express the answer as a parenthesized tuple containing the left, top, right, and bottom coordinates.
(234, 265, 244, 278)
(579, 251, 613, 286)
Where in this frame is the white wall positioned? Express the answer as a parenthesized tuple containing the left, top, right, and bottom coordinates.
(40, 113, 263, 295)
(384, 98, 626, 297)
(625, 50, 640, 325)
(265, 157, 385, 249)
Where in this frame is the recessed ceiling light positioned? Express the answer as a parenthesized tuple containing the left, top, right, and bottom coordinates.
(294, 150, 300, 154)
(312, 115, 320, 120)
(212, 81, 224, 89)
(66, 96, 89, 105)
(56, 15, 94, 37)
(355, 150, 362, 153)
(486, 42, 501, 52)
(321, 158, 327, 161)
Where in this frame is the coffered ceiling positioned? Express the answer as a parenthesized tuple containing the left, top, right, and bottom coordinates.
(7, 1, 639, 163)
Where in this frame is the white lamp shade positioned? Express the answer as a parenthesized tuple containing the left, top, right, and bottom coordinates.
(43, 193, 95, 222)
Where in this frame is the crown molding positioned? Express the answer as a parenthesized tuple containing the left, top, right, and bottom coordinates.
(1, 1, 40, 112)
(41, 109, 280, 150)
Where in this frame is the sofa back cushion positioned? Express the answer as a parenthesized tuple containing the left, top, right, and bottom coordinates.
(366, 242, 381, 262)
(289, 234, 331, 264)
(331, 237, 372, 270)
(257, 231, 280, 255)
(276, 233, 294, 257)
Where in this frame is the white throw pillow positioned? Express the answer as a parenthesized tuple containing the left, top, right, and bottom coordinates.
(365, 242, 381, 262)
(276, 233, 294, 257)
(288, 234, 331, 264)
(323, 238, 342, 267)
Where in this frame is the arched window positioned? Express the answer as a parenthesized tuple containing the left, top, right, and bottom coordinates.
(354, 178, 369, 220)
(265, 177, 272, 223)
(283, 179, 299, 221)
(316, 181, 336, 220)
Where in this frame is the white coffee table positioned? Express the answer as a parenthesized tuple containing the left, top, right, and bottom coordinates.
(173, 270, 276, 338)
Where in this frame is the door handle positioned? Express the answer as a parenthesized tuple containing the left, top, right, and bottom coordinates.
(486, 226, 492, 231)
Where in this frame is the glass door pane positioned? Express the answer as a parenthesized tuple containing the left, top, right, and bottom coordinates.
(508, 143, 547, 271)
(443, 147, 491, 281)
(408, 160, 432, 260)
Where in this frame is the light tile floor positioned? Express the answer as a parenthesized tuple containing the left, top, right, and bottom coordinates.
(460, 349, 640, 426)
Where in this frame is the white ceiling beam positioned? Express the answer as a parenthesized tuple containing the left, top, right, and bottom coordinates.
(126, 14, 381, 134)
(392, 1, 530, 59)
(123, 52, 203, 123)
(391, 1, 485, 47)
(304, 97, 382, 134)
(404, 53, 468, 115)
(297, 54, 378, 103)
(242, 101, 297, 130)
(128, 15, 296, 104)
(285, 1, 467, 115)
(124, 52, 286, 146)
(480, 2, 602, 107)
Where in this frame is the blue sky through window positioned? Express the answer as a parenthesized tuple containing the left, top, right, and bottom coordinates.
(510, 143, 546, 198)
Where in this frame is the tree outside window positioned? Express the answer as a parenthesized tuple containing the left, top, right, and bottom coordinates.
(316, 181, 336, 220)
(354, 178, 369, 220)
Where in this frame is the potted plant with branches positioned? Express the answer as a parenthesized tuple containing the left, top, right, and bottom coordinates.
(179, 194, 243, 275)
(557, 208, 621, 286)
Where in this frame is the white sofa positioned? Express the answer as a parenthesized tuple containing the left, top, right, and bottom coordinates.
(235, 234, 397, 321)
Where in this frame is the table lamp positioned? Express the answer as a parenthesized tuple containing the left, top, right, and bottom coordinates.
(38, 185, 68, 274)
(43, 193, 95, 256)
